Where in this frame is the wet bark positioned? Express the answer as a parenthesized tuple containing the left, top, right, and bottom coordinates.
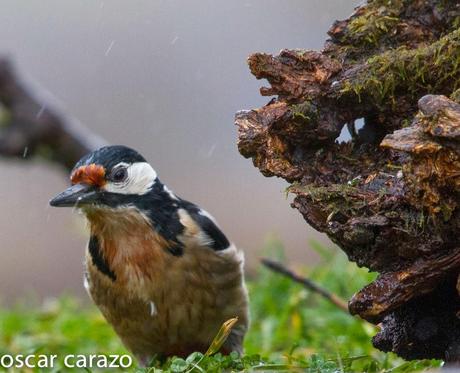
(236, 0, 460, 361)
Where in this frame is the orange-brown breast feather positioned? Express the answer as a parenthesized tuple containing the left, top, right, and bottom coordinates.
(71, 164, 106, 187)
(85, 207, 174, 283)
(83, 207, 249, 361)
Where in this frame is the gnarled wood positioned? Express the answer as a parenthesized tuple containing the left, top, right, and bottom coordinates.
(236, 0, 460, 361)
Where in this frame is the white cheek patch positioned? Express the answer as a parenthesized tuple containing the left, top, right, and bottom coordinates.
(103, 162, 157, 195)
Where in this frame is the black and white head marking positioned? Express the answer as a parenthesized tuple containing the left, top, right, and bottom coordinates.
(72, 145, 158, 196)
(103, 161, 157, 195)
(66, 145, 233, 258)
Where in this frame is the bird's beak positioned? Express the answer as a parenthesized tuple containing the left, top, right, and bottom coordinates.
(49, 183, 100, 207)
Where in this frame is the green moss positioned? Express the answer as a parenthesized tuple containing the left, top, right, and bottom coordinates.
(399, 208, 429, 235)
(289, 183, 368, 218)
(341, 28, 460, 105)
(400, 118, 411, 128)
(453, 16, 460, 31)
(439, 202, 454, 222)
(291, 182, 430, 237)
(341, 0, 404, 48)
(450, 88, 460, 103)
(291, 100, 317, 122)
(347, 14, 399, 47)
(290, 183, 358, 201)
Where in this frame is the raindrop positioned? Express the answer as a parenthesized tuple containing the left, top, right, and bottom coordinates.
(105, 40, 116, 56)
(36, 105, 46, 119)
(171, 36, 179, 45)
(206, 144, 217, 158)
(23, 147, 28, 158)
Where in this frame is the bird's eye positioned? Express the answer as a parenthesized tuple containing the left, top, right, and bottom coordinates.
(111, 167, 128, 183)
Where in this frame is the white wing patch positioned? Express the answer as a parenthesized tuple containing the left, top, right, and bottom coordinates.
(177, 208, 214, 247)
(103, 162, 157, 195)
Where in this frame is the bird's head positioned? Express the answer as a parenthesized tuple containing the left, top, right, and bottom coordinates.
(49, 145, 159, 209)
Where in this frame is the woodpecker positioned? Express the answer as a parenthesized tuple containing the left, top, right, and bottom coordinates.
(49, 145, 249, 364)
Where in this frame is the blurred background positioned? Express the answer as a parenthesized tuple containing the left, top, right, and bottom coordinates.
(0, 0, 356, 302)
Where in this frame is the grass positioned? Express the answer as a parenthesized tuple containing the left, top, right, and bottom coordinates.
(0, 240, 442, 372)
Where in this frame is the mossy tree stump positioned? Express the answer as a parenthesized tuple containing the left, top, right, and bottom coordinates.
(236, 0, 460, 361)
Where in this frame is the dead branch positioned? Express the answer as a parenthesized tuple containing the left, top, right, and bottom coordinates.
(261, 258, 349, 313)
(0, 58, 106, 170)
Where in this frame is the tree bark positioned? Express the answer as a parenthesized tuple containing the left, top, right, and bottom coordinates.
(236, 0, 460, 361)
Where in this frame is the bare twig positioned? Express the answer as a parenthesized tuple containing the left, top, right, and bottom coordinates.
(261, 258, 349, 313)
(0, 58, 106, 170)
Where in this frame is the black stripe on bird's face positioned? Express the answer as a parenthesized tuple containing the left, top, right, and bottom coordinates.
(88, 235, 116, 281)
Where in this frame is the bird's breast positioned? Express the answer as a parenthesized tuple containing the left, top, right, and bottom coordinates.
(83, 206, 248, 359)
